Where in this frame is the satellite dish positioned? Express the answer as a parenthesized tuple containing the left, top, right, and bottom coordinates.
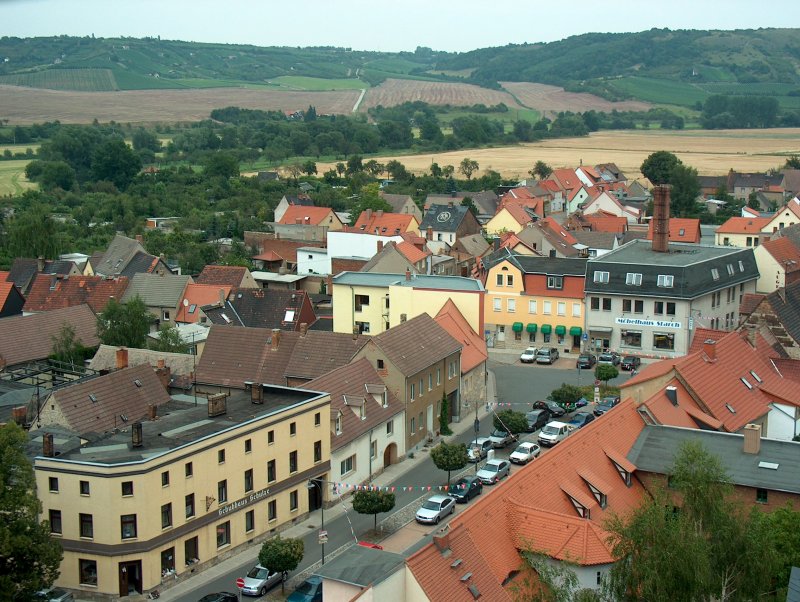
(183, 299, 189, 307)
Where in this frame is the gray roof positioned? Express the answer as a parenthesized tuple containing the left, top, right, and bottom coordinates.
(333, 272, 483, 292)
(571, 230, 620, 250)
(122, 273, 191, 308)
(420, 203, 470, 232)
(514, 255, 588, 276)
(94, 234, 146, 277)
(788, 567, 800, 602)
(89, 345, 196, 376)
(585, 239, 759, 298)
(627, 425, 800, 494)
(314, 545, 405, 587)
(454, 233, 491, 257)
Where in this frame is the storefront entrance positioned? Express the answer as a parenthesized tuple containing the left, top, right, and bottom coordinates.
(118, 560, 142, 597)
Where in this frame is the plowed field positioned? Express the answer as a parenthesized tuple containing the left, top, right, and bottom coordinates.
(502, 82, 650, 116)
(359, 79, 521, 112)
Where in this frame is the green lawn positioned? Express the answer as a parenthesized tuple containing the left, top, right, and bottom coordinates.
(607, 77, 709, 106)
(0, 160, 35, 196)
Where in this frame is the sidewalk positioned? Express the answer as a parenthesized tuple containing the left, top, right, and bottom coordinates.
(154, 370, 499, 601)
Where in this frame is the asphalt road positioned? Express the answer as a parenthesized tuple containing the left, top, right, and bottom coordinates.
(181, 359, 632, 601)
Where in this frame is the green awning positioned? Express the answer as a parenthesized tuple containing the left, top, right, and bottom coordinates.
(526, 323, 537, 333)
(540, 324, 552, 334)
(569, 326, 583, 336)
(512, 322, 523, 332)
(555, 325, 567, 335)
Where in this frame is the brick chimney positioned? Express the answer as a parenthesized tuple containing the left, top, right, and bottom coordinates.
(300, 322, 308, 337)
(433, 531, 450, 552)
(156, 364, 171, 389)
(743, 423, 761, 454)
(326, 274, 333, 295)
(651, 185, 671, 253)
(132, 422, 143, 447)
(37, 256, 45, 272)
(116, 347, 128, 370)
(426, 226, 433, 240)
(219, 288, 226, 307)
(148, 404, 157, 420)
(43, 433, 54, 457)
(366, 208, 373, 221)
(405, 268, 411, 281)
(271, 328, 281, 351)
(703, 339, 717, 361)
(377, 210, 384, 218)
(377, 240, 384, 253)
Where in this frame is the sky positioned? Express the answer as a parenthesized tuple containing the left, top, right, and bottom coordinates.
(1, 0, 798, 53)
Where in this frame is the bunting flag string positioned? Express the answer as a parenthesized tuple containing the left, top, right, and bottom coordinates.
(332, 481, 469, 493)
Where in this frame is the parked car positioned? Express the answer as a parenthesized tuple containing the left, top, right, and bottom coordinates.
(241, 564, 284, 597)
(476, 459, 511, 484)
(519, 346, 538, 363)
(621, 355, 641, 371)
(525, 409, 552, 432)
(33, 590, 74, 602)
(287, 576, 323, 602)
(576, 353, 597, 369)
(488, 428, 516, 448)
(556, 397, 589, 413)
(598, 352, 621, 365)
(415, 494, 456, 524)
(467, 437, 493, 462)
(538, 421, 573, 447)
(450, 475, 483, 503)
(593, 396, 621, 416)
(510, 441, 541, 465)
(357, 541, 383, 550)
(531, 400, 566, 417)
(568, 412, 596, 429)
(198, 594, 238, 602)
(536, 347, 560, 364)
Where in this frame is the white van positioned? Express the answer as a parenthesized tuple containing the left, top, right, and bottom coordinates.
(537, 421, 572, 447)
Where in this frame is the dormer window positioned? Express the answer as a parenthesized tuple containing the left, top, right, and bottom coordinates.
(711, 268, 720, 281)
(593, 271, 609, 284)
(334, 412, 342, 435)
(727, 264, 735, 276)
(625, 273, 642, 286)
(657, 274, 674, 288)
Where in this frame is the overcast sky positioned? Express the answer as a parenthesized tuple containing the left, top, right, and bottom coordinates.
(2, 0, 798, 53)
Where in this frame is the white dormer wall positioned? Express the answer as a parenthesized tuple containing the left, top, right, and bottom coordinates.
(328, 232, 403, 260)
(297, 248, 331, 275)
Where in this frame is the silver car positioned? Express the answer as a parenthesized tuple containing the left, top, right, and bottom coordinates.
(467, 437, 493, 462)
(476, 459, 511, 485)
(415, 494, 456, 524)
(241, 564, 284, 597)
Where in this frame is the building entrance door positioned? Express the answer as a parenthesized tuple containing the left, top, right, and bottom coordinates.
(118, 560, 142, 597)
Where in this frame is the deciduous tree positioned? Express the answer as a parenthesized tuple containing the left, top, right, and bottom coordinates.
(529, 160, 553, 180)
(258, 536, 304, 592)
(91, 137, 142, 189)
(96, 296, 153, 349)
(594, 364, 619, 384)
(149, 323, 189, 354)
(640, 150, 680, 186)
(430, 441, 468, 485)
(352, 490, 396, 530)
(493, 409, 527, 434)
(458, 157, 479, 180)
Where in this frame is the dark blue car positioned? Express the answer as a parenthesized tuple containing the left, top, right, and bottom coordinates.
(567, 412, 595, 429)
(287, 576, 322, 602)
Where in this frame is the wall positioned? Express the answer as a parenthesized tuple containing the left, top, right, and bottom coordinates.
(715, 231, 760, 248)
(485, 209, 525, 237)
(753, 244, 784, 293)
(327, 231, 402, 261)
(388, 285, 483, 336)
(767, 403, 799, 440)
(297, 249, 331, 276)
(331, 411, 405, 486)
(322, 578, 363, 602)
(459, 363, 487, 419)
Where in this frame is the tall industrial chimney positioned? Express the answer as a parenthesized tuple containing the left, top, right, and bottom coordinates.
(651, 185, 671, 253)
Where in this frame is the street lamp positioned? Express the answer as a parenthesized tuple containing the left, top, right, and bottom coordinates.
(306, 479, 325, 565)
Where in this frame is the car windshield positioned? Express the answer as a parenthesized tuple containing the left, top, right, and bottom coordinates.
(483, 464, 499, 472)
(296, 580, 316, 594)
(491, 430, 507, 437)
(624, 356, 635, 361)
(514, 444, 531, 454)
(600, 353, 612, 359)
(541, 425, 558, 435)
(248, 566, 269, 579)
(421, 500, 441, 510)
(579, 355, 590, 360)
(523, 348, 535, 354)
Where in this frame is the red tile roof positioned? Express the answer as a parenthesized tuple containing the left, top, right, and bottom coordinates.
(739, 293, 766, 317)
(500, 196, 547, 218)
(24, 275, 129, 313)
(277, 205, 338, 226)
(195, 265, 250, 287)
(395, 240, 430, 264)
(0, 281, 20, 309)
(434, 299, 487, 373)
(583, 214, 628, 234)
(716, 216, 770, 234)
(540, 216, 577, 245)
(761, 237, 800, 273)
(646, 218, 701, 243)
(252, 239, 323, 264)
(500, 202, 535, 227)
(687, 328, 729, 354)
(350, 210, 418, 235)
(0, 270, 10, 282)
(176, 284, 232, 322)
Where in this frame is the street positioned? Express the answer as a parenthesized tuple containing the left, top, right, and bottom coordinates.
(179, 358, 633, 601)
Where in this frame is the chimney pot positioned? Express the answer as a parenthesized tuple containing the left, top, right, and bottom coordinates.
(703, 339, 717, 361)
(132, 422, 143, 448)
(300, 322, 308, 336)
(426, 226, 433, 241)
(271, 328, 281, 351)
(366, 208, 373, 220)
(148, 404, 157, 420)
(37, 256, 45, 272)
(43, 432, 54, 457)
(405, 268, 411, 281)
(116, 347, 128, 370)
(743, 423, 761, 455)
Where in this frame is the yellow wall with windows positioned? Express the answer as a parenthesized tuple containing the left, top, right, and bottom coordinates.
(484, 209, 524, 237)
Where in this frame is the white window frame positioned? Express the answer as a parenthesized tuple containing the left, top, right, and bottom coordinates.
(528, 300, 537, 314)
(543, 301, 552, 315)
(657, 274, 674, 288)
(493, 298, 501, 312)
(593, 271, 609, 284)
(572, 303, 581, 317)
(557, 301, 566, 316)
(507, 298, 516, 313)
(625, 273, 642, 286)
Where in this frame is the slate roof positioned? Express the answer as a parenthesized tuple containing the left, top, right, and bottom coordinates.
(122, 273, 191, 308)
(513, 255, 589, 276)
(369, 313, 462, 377)
(628, 424, 800, 494)
(305, 358, 402, 451)
(195, 265, 250, 287)
(203, 288, 313, 330)
(24, 275, 129, 313)
(584, 239, 759, 298)
(435, 300, 487, 373)
(88, 345, 196, 377)
(419, 203, 470, 233)
(314, 545, 406, 587)
(6, 258, 39, 293)
(764, 280, 800, 345)
(40, 364, 171, 437)
(120, 250, 161, 278)
(0, 304, 99, 366)
(570, 230, 619, 250)
(93, 234, 146, 277)
(783, 169, 800, 195)
(379, 192, 414, 212)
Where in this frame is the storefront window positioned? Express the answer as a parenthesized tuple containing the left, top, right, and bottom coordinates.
(543, 332, 551, 343)
(622, 331, 642, 347)
(79, 559, 97, 586)
(216, 521, 230, 548)
(161, 548, 175, 576)
(557, 334, 564, 345)
(654, 333, 675, 350)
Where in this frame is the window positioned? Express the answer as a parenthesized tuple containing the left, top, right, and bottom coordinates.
(121, 514, 137, 539)
(49, 509, 62, 534)
(756, 488, 768, 504)
(507, 274, 514, 287)
(245, 509, 255, 532)
(245, 438, 252, 453)
(216, 521, 230, 548)
(727, 264, 735, 276)
(48, 477, 58, 492)
(590, 297, 600, 311)
(622, 330, 642, 348)
(268, 430, 275, 445)
(602, 298, 611, 311)
(528, 300, 537, 314)
(355, 321, 370, 334)
(739, 260, 745, 272)
(547, 276, 563, 289)
(557, 302, 566, 316)
(507, 298, 516, 312)
(371, 440, 377, 460)
(341, 455, 356, 475)
(289, 451, 298, 474)
(163, 310, 170, 321)
(419, 412, 424, 430)
(122, 481, 133, 496)
(666, 302, 676, 316)
(496, 274, 503, 287)
(653, 333, 675, 350)
(623, 299, 632, 313)
(268, 500, 277, 522)
(410, 416, 416, 433)
(354, 294, 370, 311)
(289, 489, 299, 512)
(79, 559, 97, 586)
(419, 378, 424, 395)
(290, 422, 296, 436)
(244, 469, 254, 492)
(218, 449, 225, 464)
(314, 440, 322, 463)
(386, 419, 394, 435)
(80, 480, 90, 496)
(161, 503, 172, 529)
(185, 462, 193, 477)
(657, 274, 674, 288)
(218, 479, 228, 504)
(428, 373, 433, 391)
(161, 471, 170, 487)
(654, 301, 664, 315)
(625, 273, 642, 286)
(543, 301, 552, 315)
(493, 297, 501, 312)
(377, 359, 384, 370)
(314, 412, 321, 427)
(593, 271, 609, 284)
(572, 303, 581, 317)
(634, 300, 644, 314)
(267, 460, 276, 483)
(334, 412, 342, 435)
(711, 268, 720, 281)
(185, 493, 195, 518)
(437, 368, 441, 385)
(410, 382, 416, 400)
(80, 513, 93, 538)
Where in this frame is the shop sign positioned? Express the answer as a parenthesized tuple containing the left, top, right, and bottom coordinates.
(217, 487, 271, 517)
(615, 317, 681, 329)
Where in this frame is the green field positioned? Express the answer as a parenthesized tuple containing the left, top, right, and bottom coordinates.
(0, 160, 35, 196)
(265, 76, 367, 91)
(0, 143, 40, 154)
(363, 57, 423, 74)
(607, 77, 710, 107)
(0, 68, 118, 91)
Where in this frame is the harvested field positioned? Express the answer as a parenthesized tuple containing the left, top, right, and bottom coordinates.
(0, 85, 361, 124)
(0, 160, 35, 196)
(502, 82, 651, 116)
(316, 129, 800, 181)
(358, 79, 521, 112)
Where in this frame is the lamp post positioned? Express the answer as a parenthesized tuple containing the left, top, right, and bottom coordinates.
(306, 479, 325, 565)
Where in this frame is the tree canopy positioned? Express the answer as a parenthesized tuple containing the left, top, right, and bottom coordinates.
(430, 441, 468, 485)
(640, 151, 680, 186)
(493, 409, 528, 434)
(258, 535, 304, 592)
(352, 490, 396, 530)
(96, 296, 153, 348)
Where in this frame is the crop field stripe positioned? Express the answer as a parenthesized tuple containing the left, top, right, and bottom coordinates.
(0, 68, 118, 91)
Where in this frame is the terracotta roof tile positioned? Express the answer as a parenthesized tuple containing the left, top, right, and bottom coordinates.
(24, 274, 129, 313)
(583, 214, 628, 233)
(687, 328, 728, 354)
(540, 217, 577, 245)
(195, 265, 250, 287)
(501, 202, 536, 226)
(739, 293, 766, 317)
(761, 237, 800, 273)
(251, 239, 324, 264)
(716, 216, 770, 234)
(176, 284, 232, 322)
(370, 314, 462, 377)
(395, 240, 430, 264)
(277, 205, 338, 226)
(282, 330, 367, 381)
(646, 218, 701, 243)
(435, 300, 487, 373)
(350, 210, 418, 235)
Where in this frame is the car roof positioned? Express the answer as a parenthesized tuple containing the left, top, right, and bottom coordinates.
(517, 441, 537, 448)
(474, 437, 490, 443)
(526, 409, 545, 415)
(545, 420, 568, 427)
(427, 494, 452, 502)
(456, 475, 479, 482)
(485, 458, 505, 466)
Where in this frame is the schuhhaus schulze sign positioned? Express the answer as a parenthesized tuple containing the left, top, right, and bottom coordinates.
(217, 487, 271, 517)
(615, 317, 682, 329)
